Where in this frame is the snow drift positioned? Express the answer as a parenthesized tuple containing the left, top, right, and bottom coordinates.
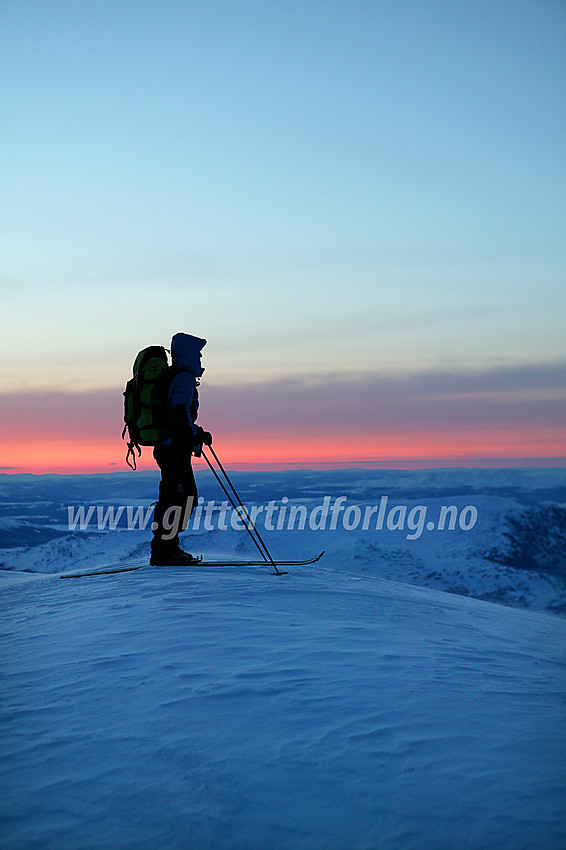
(1, 560, 565, 849)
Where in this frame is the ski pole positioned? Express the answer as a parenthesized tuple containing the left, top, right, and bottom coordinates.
(201, 447, 285, 576)
(206, 445, 280, 569)
(201, 449, 283, 575)
(201, 448, 283, 575)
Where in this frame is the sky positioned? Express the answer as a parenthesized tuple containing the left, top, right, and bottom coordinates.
(1, 0, 565, 472)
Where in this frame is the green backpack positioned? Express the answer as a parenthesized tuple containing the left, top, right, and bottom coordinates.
(122, 346, 172, 469)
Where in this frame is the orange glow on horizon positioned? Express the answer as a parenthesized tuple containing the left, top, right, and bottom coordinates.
(1, 427, 564, 474)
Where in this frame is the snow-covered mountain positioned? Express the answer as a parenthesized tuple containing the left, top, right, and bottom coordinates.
(1, 467, 565, 614)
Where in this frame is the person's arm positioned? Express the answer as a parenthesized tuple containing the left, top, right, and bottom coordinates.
(170, 373, 211, 446)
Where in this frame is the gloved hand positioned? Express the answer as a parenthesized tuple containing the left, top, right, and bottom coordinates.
(194, 427, 213, 446)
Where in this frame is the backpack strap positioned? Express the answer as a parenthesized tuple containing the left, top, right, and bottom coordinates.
(123, 428, 142, 470)
(122, 375, 143, 469)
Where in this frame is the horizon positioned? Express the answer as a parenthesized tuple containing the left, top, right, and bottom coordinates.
(0, 457, 566, 478)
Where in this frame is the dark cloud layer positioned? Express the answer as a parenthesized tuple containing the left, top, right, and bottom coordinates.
(204, 362, 566, 435)
(2, 362, 565, 447)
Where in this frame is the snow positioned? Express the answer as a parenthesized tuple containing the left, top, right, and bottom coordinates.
(1, 468, 566, 848)
(2, 569, 566, 848)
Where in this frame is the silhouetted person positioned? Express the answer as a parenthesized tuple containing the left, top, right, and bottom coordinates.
(150, 333, 212, 565)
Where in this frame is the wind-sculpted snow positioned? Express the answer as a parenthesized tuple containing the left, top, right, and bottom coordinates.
(1, 564, 565, 849)
(0, 565, 566, 850)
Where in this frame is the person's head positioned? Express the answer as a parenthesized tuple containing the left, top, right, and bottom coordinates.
(170, 333, 207, 377)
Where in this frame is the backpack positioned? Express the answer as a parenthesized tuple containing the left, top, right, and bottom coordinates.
(122, 346, 172, 469)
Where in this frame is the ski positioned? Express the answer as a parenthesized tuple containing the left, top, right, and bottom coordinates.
(196, 551, 325, 568)
(60, 551, 324, 579)
(61, 564, 146, 578)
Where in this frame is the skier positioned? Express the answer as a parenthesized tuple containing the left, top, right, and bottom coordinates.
(150, 332, 212, 566)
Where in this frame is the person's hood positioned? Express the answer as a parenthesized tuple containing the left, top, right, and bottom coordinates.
(170, 333, 207, 376)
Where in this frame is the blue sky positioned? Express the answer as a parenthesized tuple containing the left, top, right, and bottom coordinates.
(1, 0, 565, 469)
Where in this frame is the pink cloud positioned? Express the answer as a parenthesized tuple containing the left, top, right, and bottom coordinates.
(1, 361, 564, 471)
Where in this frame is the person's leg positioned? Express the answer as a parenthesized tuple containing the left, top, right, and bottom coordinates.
(177, 455, 198, 536)
(152, 444, 180, 544)
(151, 444, 199, 564)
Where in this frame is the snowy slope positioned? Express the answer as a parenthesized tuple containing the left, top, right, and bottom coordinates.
(1, 560, 565, 850)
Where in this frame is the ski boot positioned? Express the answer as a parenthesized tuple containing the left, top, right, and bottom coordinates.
(150, 541, 201, 566)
